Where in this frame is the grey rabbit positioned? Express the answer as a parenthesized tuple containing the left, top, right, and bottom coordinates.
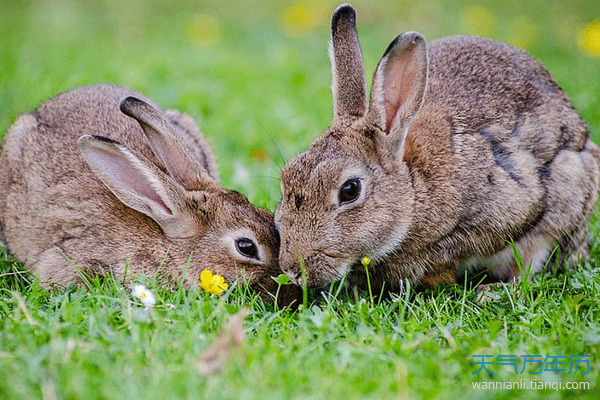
(275, 4, 600, 292)
(0, 84, 300, 305)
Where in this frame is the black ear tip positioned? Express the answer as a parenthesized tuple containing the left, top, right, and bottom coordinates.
(332, 3, 356, 29)
(78, 134, 121, 146)
(90, 135, 121, 145)
(334, 3, 355, 16)
(382, 32, 426, 58)
(77, 134, 123, 152)
(382, 35, 401, 58)
(119, 96, 143, 116)
(404, 31, 426, 44)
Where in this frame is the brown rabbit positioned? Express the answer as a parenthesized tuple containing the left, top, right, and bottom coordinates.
(275, 4, 600, 292)
(0, 84, 299, 305)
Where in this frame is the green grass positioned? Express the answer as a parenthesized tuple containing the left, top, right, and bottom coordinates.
(1, 0, 600, 399)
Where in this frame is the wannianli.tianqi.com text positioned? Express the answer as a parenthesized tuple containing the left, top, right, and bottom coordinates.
(472, 380, 590, 390)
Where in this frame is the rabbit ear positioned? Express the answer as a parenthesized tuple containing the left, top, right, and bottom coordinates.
(367, 32, 428, 155)
(119, 96, 214, 191)
(78, 135, 199, 238)
(330, 4, 367, 122)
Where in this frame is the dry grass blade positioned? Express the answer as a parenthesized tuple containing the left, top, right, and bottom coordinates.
(197, 308, 250, 376)
(13, 291, 36, 326)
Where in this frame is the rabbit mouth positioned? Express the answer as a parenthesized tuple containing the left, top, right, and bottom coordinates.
(283, 251, 350, 287)
(312, 252, 354, 287)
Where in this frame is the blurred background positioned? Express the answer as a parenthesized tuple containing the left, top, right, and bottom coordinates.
(1, 0, 599, 208)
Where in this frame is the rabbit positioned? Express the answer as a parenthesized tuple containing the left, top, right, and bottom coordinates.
(274, 4, 600, 293)
(0, 84, 300, 305)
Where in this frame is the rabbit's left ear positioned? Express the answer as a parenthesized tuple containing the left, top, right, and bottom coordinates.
(78, 135, 200, 238)
(367, 32, 429, 157)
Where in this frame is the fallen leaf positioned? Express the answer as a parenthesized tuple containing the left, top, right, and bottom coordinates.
(197, 308, 250, 376)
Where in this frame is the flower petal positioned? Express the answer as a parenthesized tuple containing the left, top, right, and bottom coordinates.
(213, 275, 224, 286)
(212, 286, 223, 295)
(201, 269, 213, 282)
(132, 283, 145, 298)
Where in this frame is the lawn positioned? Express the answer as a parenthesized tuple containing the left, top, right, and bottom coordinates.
(1, 0, 599, 399)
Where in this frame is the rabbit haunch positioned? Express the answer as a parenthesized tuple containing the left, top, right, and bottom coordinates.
(275, 4, 600, 291)
(0, 84, 298, 304)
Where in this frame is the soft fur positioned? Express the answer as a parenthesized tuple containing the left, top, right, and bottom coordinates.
(275, 4, 600, 291)
(0, 84, 299, 304)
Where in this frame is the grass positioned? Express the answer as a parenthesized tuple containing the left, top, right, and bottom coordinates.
(1, 0, 600, 399)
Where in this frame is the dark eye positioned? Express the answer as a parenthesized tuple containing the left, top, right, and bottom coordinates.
(235, 238, 259, 260)
(339, 178, 361, 205)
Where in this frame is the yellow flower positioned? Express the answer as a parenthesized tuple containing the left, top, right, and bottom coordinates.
(279, 1, 326, 38)
(578, 20, 600, 58)
(460, 6, 495, 37)
(361, 257, 371, 267)
(200, 269, 229, 295)
(186, 14, 220, 47)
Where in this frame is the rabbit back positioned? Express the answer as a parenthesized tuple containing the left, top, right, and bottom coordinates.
(0, 86, 176, 281)
(400, 36, 600, 282)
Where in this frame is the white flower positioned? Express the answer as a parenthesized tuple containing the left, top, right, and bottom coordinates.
(132, 284, 156, 308)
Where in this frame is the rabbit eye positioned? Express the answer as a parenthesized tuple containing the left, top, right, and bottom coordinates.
(235, 238, 259, 260)
(339, 178, 361, 205)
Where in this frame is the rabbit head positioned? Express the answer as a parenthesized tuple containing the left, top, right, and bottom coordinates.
(276, 5, 427, 287)
(77, 96, 294, 301)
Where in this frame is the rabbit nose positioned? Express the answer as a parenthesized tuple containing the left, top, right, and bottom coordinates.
(280, 244, 300, 283)
(285, 269, 302, 286)
(281, 258, 303, 285)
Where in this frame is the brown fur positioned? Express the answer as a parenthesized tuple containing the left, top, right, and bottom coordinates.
(275, 4, 600, 291)
(0, 84, 300, 305)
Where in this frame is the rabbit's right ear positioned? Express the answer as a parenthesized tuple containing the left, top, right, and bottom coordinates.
(78, 135, 200, 238)
(367, 32, 428, 158)
(119, 97, 215, 191)
(330, 4, 367, 123)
